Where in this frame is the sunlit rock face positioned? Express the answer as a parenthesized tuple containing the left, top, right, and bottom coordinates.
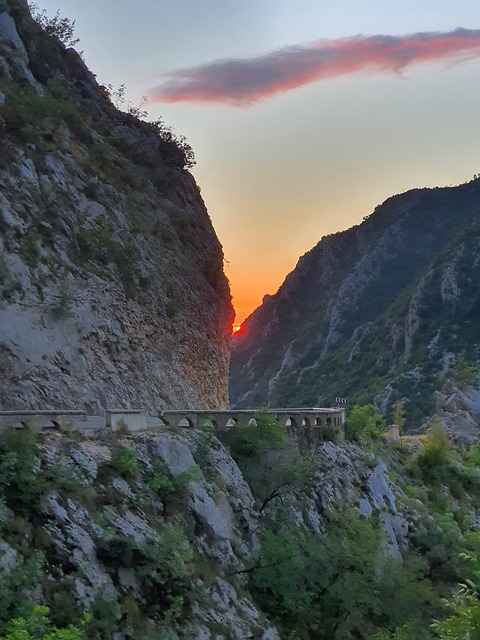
(0, 0, 233, 412)
(230, 178, 480, 432)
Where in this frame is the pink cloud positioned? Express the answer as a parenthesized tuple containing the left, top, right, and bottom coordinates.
(149, 28, 480, 107)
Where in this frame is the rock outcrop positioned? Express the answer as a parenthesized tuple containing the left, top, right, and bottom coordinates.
(0, 0, 233, 412)
(0, 427, 271, 638)
(230, 178, 480, 432)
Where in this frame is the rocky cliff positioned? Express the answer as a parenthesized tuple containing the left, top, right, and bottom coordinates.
(0, 0, 233, 412)
(230, 178, 480, 431)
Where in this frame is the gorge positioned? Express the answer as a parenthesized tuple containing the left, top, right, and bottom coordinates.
(1, 1, 480, 639)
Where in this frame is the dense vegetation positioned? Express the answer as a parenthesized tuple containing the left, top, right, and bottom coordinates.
(222, 412, 480, 639)
(0, 427, 205, 639)
(2, 412, 480, 638)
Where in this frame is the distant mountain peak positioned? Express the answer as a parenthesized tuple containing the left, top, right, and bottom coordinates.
(230, 178, 480, 433)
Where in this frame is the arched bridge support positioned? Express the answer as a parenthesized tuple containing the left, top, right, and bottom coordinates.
(158, 407, 345, 442)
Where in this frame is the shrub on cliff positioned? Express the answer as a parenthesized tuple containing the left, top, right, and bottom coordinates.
(0, 427, 43, 512)
(225, 411, 286, 459)
(250, 511, 380, 639)
(414, 420, 451, 484)
(222, 412, 319, 513)
(28, 3, 79, 47)
(1, 606, 88, 640)
(345, 404, 385, 443)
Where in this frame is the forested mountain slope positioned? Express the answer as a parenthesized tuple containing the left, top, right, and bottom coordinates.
(230, 178, 480, 430)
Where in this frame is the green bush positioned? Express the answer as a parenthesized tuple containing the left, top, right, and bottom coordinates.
(193, 421, 215, 478)
(97, 518, 193, 630)
(222, 412, 320, 511)
(29, 5, 80, 47)
(68, 219, 139, 297)
(0, 427, 44, 512)
(84, 597, 120, 640)
(449, 357, 479, 389)
(431, 534, 480, 639)
(224, 411, 286, 460)
(249, 511, 380, 639)
(345, 404, 385, 443)
(137, 520, 193, 583)
(3, 80, 81, 144)
(414, 420, 450, 484)
(109, 447, 139, 479)
(50, 292, 73, 320)
(165, 297, 182, 318)
(1, 605, 88, 640)
(0, 553, 44, 628)
(146, 461, 202, 495)
(322, 424, 340, 443)
(20, 230, 41, 268)
(147, 463, 175, 493)
(0, 255, 8, 285)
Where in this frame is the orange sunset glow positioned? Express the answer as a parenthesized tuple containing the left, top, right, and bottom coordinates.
(38, 0, 480, 328)
(226, 256, 284, 324)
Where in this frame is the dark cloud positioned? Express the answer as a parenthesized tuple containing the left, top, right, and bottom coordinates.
(149, 28, 480, 107)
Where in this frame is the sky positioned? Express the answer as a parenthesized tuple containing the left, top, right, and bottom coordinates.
(34, 1, 480, 327)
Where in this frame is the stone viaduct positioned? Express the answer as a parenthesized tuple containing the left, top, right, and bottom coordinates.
(0, 407, 346, 444)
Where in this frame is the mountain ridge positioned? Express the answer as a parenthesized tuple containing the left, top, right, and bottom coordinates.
(230, 178, 480, 431)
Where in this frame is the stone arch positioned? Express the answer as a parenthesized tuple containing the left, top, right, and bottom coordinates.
(43, 419, 61, 430)
(177, 417, 194, 428)
(285, 417, 298, 428)
(158, 418, 170, 427)
(247, 418, 257, 427)
(225, 418, 238, 428)
(302, 417, 311, 427)
(315, 417, 323, 427)
(326, 417, 332, 426)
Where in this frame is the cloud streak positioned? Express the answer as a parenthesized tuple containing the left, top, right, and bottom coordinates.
(150, 28, 480, 107)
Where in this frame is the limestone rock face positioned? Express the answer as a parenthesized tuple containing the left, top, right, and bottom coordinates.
(312, 442, 409, 559)
(434, 385, 480, 445)
(230, 179, 480, 433)
(0, 0, 233, 412)
(0, 428, 274, 638)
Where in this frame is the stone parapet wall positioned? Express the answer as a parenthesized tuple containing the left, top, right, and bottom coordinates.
(0, 407, 345, 442)
(0, 410, 87, 432)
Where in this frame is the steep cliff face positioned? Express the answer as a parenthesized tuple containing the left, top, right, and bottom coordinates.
(230, 179, 480, 429)
(0, 0, 233, 412)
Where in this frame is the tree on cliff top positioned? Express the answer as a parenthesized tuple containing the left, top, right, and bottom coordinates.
(28, 3, 79, 47)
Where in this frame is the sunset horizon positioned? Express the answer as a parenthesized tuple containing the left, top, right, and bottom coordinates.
(33, 0, 480, 329)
